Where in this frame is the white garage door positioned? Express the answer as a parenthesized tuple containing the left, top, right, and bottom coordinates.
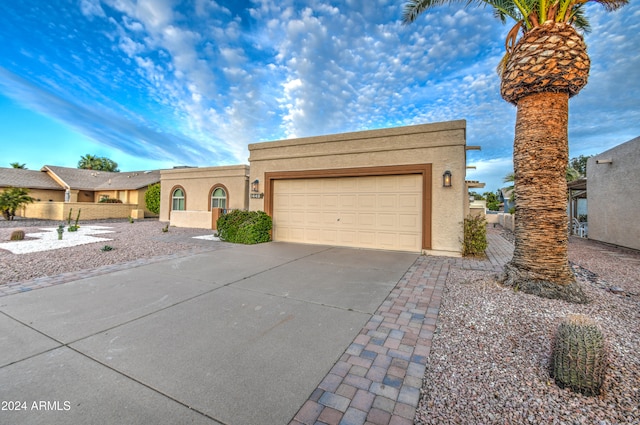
(272, 174, 422, 252)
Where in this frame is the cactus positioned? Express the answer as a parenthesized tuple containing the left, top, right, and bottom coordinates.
(551, 314, 608, 396)
(10, 229, 25, 241)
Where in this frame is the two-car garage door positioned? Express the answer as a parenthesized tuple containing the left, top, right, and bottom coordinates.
(272, 174, 423, 252)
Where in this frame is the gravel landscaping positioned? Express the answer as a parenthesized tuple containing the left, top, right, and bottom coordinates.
(1, 218, 638, 424)
(0, 218, 219, 286)
(415, 230, 640, 425)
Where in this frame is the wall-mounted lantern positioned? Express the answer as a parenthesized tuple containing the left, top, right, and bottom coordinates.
(443, 170, 452, 188)
(251, 179, 260, 193)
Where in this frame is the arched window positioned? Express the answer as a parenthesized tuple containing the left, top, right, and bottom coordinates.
(211, 187, 227, 209)
(172, 188, 185, 211)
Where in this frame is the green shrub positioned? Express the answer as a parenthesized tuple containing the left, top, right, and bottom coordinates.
(486, 200, 500, 211)
(99, 197, 123, 203)
(10, 229, 25, 241)
(145, 183, 161, 215)
(101, 245, 114, 252)
(217, 210, 272, 244)
(462, 214, 488, 257)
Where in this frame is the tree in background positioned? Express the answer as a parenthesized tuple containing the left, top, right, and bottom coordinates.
(403, 0, 627, 303)
(570, 155, 592, 177)
(78, 154, 119, 172)
(0, 187, 34, 221)
(566, 166, 581, 182)
(78, 154, 99, 170)
(144, 183, 161, 215)
(10, 162, 26, 169)
(484, 191, 500, 211)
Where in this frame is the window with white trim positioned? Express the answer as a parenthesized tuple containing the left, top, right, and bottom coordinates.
(211, 187, 227, 209)
(172, 188, 185, 210)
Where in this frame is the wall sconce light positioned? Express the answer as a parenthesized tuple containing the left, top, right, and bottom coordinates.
(443, 171, 452, 188)
(251, 179, 260, 193)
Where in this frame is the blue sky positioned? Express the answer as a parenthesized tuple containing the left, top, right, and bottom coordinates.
(1, 0, 638, 192)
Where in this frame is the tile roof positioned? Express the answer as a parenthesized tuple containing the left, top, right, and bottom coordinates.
(43, 166, 160, 190)
(0, 167, 62, 190)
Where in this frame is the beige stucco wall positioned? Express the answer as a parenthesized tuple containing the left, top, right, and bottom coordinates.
(587, 136, 640, 250)
(248, 120, 467, 255)
(25, 189, 65, 203)
(160, 165, 250, 224)
(21, 202, 138, 220)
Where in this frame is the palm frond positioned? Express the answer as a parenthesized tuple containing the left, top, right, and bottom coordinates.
(568, 6, 592, 32)
(402, 0, 465, 24)
(592, 0, 629, 12)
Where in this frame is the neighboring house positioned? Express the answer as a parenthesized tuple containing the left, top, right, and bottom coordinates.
(0, 166, 160, 220)
(587, 136, 640, 250)
(156, 120, 477, 255)
(0, 168, 65, 202)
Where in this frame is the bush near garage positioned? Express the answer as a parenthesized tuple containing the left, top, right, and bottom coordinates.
(216, 210, 272, 244)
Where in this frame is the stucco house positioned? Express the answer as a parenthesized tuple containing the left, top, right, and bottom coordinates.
(162, 120, 478, 256)
(0, 166, 160, 220)
(587, 136, 640, 250)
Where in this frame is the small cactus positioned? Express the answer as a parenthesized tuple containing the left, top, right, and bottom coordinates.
(10, 229, 25, 241)
(551, 314, 608, 396)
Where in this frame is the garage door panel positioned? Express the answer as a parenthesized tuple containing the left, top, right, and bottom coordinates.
(399, 194, 419, 208)
(273, 176, 422, 252)
(377, 213, 396, 228)
(358, 213, 376, 227)
(398, 175, 421, 191)
(377, 195, 397, 210)
(339, 230, 357, 244)
(306, 212, 322, 226)
(358, 195, 376, 209)
(398, 214, 420, 230)
(339, 194, 357, 208)
(357, 178, 377, 192)
(290, 194, 307, 209)
(290, 211, 305, 225)
(338, 213, 356, 226)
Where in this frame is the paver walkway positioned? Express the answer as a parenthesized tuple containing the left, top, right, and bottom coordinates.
(290, 227, 513, 425)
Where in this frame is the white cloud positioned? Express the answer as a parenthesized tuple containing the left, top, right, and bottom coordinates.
(80, 0, 106, 18)
(2, 0, 638, 176)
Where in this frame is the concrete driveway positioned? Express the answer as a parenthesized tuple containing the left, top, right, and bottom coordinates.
(0, 242, 418, 425)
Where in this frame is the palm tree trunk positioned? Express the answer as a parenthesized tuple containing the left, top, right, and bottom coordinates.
(502, 92, 588, 303)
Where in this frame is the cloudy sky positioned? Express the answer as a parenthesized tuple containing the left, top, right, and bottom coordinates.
(0, 0, 638, 192)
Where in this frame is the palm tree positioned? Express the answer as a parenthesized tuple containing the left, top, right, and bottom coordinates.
(78, 154, 100, 170)
(403, 0, 627, 303)
(10, 162, 27, 169)
(0, 187, 34, 221)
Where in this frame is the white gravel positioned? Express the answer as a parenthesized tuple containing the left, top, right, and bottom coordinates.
(415, 231, 640, 425)
(0, 225, 115, 254)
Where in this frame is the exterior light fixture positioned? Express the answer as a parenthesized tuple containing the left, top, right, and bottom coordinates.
(251, 179, 259, 193)
(443, 171, 452, 188)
